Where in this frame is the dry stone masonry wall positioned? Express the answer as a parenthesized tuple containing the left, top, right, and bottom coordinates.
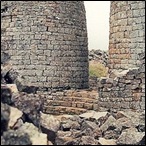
(1, 1, 88, 89)
(98, 1, 145, 111)
(98, 51, 145, 111)
(109, 1, 145, 70)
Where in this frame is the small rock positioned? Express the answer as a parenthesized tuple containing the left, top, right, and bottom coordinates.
(9, 106, 23, 128)
(115, 117, 135, 131)
(19, 122, 48, 145)
(79, 111, 108, 120)
(40, 112, 60, 142)
(61, 119, 80, 130)
(1, 129, 32, 145)
(1, 85, 13, 105)
(55, 136, 73, 145)
(81, 120, 98, 131)
(79, 136, 99, 145)
(1, 103, 10, 134)
(6, 84, 18, 93)
(1, 63, 12, 78)
(98, 137, 116, 145)
(100, 115, 116, 132)
(117, 127, 145, 145)
(1, 52, 10, 64)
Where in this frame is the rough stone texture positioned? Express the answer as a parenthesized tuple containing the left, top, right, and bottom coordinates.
(1, 85, 13, 105)
(41, 89, 99, 115)
(89, 76, 98, 90)
(89, 49, 108, 66)
(98, 52, 145, 110)
(1, 103, 10, 135)
(19, 122, 48, 145)
(9, 106, 23, 128)
(109, 1, 145, 70)
(1, 130, 32, 145)
(12, 92, 43, 127)
(1, 1, 88, 89)
(117, 127, 145, 145)
(98, 138, 116, 145)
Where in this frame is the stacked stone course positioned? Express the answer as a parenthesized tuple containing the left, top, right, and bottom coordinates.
(38, 89, 99, 115)
(109, 1, 145, 70)
(1, 1, 88, 89)
(98, 1, 145, 111)
(98, 52, 145, 111)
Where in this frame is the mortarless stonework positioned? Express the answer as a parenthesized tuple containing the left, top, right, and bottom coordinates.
(109, 1, 145, 70)
(1, 1, 89, 89)
(97, 1, 145, 111)
(98, 52, 145, 110)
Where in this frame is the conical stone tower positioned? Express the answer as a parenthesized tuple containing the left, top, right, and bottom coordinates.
(109, 1, 145, 70)
(1, 1, 89, 89)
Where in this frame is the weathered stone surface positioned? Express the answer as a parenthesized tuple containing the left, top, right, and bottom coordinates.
(79, 111, 108, 120)
(100, 115, 116, 132)
(1, 63, 12, 79)
(40, 112, 60, 142)
(47, 140, 53, 145)
(81, 121, 98, 131)
(79, 136, 99, 145)
(98, 61, 145, 111)
(115, 117, 135, 131)
(61, 119, 80, 131)
(1, 52, 10, 64)
(40, 113, 60, 132)
(43, 89, 98, 115)
(9, 106, 23, 128)
(116, 110, 145, 126)
(6, 84, 18, 93)
(98, 1, 145, 111)
(55, 131, 73, 145)
(1, 103, 10, 135)
(12, 92, 43, 127)
(117, 127, 145, 145)
(5, 69, 19, 84)
(103, 130, 120, 139)
(1, 129, 32, 145)
(19, 122, 47, 145)
(109, 1, 145, 70)
(1, 85, 13, 105)
(98, 137, 116, 145)
(1, 1, 88, 89)
(55, 136, 74, 145)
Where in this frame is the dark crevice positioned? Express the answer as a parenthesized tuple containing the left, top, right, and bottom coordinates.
(1, 6, 8, 13)
(46, 26, 48, 31)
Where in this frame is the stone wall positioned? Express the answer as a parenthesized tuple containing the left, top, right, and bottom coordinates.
(109, 1, 145, 70)
(38, 89, 99, 115)
(1, 1, 88, 89)
(98, 52, 145, 111)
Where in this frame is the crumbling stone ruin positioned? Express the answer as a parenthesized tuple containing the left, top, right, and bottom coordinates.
(1, 1, 145, 113)
(109, 1, 145, 70)
(1, 1, 145, 145)
(97, 1, 145, 111)
(98, 52, 145, 110)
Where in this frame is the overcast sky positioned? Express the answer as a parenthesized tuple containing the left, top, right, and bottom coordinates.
(84, 1, 110, 51)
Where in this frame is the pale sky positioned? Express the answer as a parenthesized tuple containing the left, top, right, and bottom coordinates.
(84, 1, 110, 51)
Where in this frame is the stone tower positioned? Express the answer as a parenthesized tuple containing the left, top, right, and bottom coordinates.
(109, 1, 145, 70)
(1, 1, 89, 89)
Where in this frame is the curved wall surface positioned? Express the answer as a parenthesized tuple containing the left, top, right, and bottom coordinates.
(109, 1, 145, 70)
(1, 1, 89, 89)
